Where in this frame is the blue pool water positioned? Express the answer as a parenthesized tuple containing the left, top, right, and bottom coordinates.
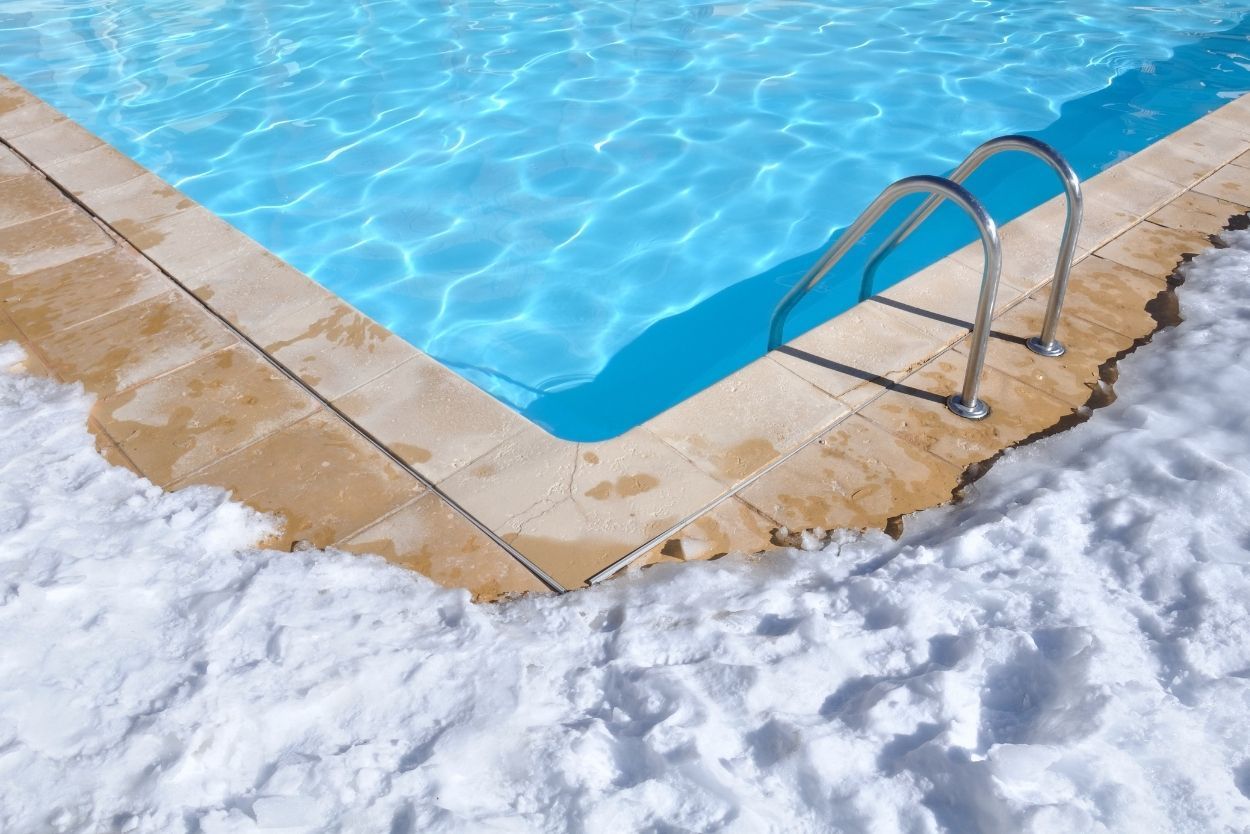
(1, 1, 1248, 439)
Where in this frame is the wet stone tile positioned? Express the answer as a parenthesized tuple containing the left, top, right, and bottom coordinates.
(1056, 255, 1166, 341)
(338, 493, 550, 601)
(439, 425, 727, 589)
(84, 173, 197, 237)
(334, 351, 528, 483)
(1094, 222, 1210, 283)
(1195, 163, 1250, 206)
(0, 145, 29, 181)
(1148, 191, 1248, 237)
(647, 357, 849, 486)
(184, 248, 333, 336)
(125, 207, 254, 280)
(0, 173, 71, 230)
(0, 247, 169, 340)
(859, 351, 1072, 470)
(0, 209, 115, 282)
(632, 497, 778, 569)
(256, 296, 417, 401)
(972, 295, 1137, 408)
(0, 98, 65, 138)
(95, 344, 318, 486)
(177, 409, 425, 552)
(37, 289, 236, 398)
(873, 257, 1026, 344)
(769, 300, 948, 410)
(741, 413, 961, 536)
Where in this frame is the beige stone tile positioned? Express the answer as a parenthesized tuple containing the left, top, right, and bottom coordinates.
(0, 144, 28, 181)
(0, 209, 114, 281)
(125, 207, 254, 280)
(183, 247, 332, 335)
(0, 311, 51, 376)
(338, 493, 549, 601)
(1095, 221, 1210, 282)
(1162, 116, 1250, 171)
(1123, 127, 1242, 189)
(648, 357, 849, 486)
(770, 299, 948, 410)
(1199, 99, 1250, 141)
(0, 173, 70, 229)
(439, 424, 727, 589)
(83, 172, 196, 237)
(43, 144, 147, 197)
(178, 409, 424, 552)
(7, 118, 102, 169)
(1148, 191, 1248, 236)
(872, 256, 1027, 343)
(952, 200, 1091, 291)
(1060, 255, 1164, 340)
(1194, 163, 1250, 206)
(0, 80, 29, 116)
(256, 295, 417, 400)
(0, 98, 65, 138)
(971, 296, 1136, 408)
(741, 413, 962, 535)
(0, 247, 169, 340)
(334, 351, 527, 482)
(859, 351, 1072, 469)
(37, 289, 236, 398)
(0, 308, 21, 344)
(1235, 149, 1250, 169)
(1080, 161, 1184, 224)
(95, 344, 318, 486)
(632, 497, 777, 569)
(88, 418, 141, 476)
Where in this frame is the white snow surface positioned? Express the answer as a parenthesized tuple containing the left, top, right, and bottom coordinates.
(4, 235, 1250, 834)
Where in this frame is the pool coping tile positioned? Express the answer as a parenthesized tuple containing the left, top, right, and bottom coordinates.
(2, 72, 1246, 594)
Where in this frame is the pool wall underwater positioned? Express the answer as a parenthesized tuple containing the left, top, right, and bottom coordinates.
(1, 2, 1248, 439)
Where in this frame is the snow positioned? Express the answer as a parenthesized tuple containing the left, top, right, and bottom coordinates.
(3, 234, 1250, 834)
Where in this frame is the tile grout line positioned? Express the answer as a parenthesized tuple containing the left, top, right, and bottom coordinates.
(0, 133, 569, 596)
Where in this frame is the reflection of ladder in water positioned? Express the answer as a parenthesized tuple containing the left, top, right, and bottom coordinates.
(767, 135, 1083, 420)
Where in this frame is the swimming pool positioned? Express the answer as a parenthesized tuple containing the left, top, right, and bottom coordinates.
(1, 1, 1248, 440)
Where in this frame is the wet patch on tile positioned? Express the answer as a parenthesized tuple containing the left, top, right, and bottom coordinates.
(95, 344, 318, 486)
(334, 352, 528, 482)
(0, 173, 74, 229)
(0, 209, 114, 281)
(37, 289, 236, 398)
(1095, 221, 1211, 282)
(338, 493, 550, 601)
(178, 409, 424, 552)
(439, 425, 726, 588)
(257, 296, 417, 400)
(974, 296, 1136, 408)
(741, 414, 961, 537)
(647, 357, 849, 486)
(633, 497, 777, 569)
(1059, 254, 1169, 339)
(0, 247, 168, 339)
(859, 352, 1072, 470)
(1149, 191, 1249, 237)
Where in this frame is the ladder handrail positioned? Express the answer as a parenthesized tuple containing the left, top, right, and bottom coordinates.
(767, 174, 1003, 418)
(862, 134, 1083, 357)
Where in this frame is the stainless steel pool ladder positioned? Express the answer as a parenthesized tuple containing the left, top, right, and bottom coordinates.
(767, 134, 1083, 419)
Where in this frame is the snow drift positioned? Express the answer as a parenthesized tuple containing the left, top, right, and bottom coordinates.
(2, 234, 1250, 833)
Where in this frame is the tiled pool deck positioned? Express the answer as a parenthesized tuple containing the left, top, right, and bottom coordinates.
(3, 73, 1249, 599)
